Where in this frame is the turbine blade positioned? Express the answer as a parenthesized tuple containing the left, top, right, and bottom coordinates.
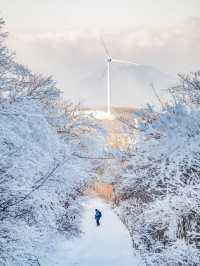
(112, 58, 139, 66)
(100, 36, 111, 58)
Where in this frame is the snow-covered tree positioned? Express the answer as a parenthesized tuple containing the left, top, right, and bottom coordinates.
(0, 17, 61, 105)
(0, 18, 15, 101)
(0, 17, 107, 265)
(114, 72, 200, 266)
(169, 72, 200, 107)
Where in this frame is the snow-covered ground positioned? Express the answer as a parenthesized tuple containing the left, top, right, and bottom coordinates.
(81, 110, 116, 120)
(41, 197, 143, 266)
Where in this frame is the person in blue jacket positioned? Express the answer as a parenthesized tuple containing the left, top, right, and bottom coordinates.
(95, 209, 102, 226)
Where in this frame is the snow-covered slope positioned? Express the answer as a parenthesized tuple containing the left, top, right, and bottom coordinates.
(114, 99, 200, 265)
(41, 197, 143, 266)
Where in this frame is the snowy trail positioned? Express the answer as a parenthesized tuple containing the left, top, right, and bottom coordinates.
(41, 197, 143, 266)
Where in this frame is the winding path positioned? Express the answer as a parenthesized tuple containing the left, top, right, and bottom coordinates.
(42, 197, 143, 266)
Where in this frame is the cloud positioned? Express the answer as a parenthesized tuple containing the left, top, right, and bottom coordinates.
(7, 17, 200, 107)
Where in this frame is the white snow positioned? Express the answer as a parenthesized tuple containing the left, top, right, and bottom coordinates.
(41, 197, 143, 266)
(0, 98, 102, 265)
(81, 110, 116, 120)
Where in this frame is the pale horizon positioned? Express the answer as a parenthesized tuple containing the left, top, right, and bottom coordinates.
(1, 0, 200, 108)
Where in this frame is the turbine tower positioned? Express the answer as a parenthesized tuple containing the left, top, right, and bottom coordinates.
(100, 37, 139, 115)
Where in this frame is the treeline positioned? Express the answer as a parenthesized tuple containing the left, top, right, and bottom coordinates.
(0, 17, 105, 265)
(113, 72, 200, 265)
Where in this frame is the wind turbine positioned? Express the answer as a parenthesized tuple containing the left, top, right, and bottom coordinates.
(100, 37, 140, 115)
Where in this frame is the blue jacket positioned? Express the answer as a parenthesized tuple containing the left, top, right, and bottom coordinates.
(95, 210, 102, 220)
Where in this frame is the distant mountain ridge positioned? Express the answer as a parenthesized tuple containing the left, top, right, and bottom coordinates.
(81, 63, 176, 108)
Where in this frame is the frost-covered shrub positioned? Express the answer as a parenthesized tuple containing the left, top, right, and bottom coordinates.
(0, 98, 93, 265)
(115, 72, 200, 265)
(0, 17, 60, 104)
(145, 240, 200, 266)
(169, 71, 200, 107)
(0, 16, 107, 265)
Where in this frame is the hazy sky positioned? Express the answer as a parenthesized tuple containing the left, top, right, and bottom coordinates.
(1, 0, 200, 107)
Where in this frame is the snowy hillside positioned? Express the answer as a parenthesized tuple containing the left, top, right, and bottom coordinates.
(1, 13, 200, 266)
(0, 18, 110, 265)
(41, 197, 144, 266)
(113, 72, 200, 266)
(0, 98, 97, 265)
